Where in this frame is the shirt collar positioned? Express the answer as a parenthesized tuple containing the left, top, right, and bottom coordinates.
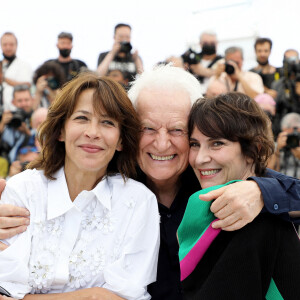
(47, 167, 74, 220)
(47, 168, 112, 220)
(91, 176, 112, 211)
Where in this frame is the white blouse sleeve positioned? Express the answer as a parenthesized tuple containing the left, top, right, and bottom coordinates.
(0, 173, 34, 299)
(103, 188, 160, 300)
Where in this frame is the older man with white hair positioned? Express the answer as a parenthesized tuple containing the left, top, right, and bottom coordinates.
(0, 65, 299, 300)
(128, 65, 300, 300)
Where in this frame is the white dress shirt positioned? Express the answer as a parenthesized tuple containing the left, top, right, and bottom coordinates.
(0, 168, 160, 299)
(2, 58, 33, 111)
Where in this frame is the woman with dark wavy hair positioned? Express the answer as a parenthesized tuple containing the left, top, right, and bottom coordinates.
(0, 72, 160, 300)
(178, 92, 300, 299)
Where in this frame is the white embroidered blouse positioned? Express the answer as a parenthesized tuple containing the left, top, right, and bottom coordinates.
(0, 168, 160, 299)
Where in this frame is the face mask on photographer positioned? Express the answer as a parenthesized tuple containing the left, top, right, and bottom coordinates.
(59, 49, 71, 58)
(3, 53, 16, 63)
(201, 43, 216, 55)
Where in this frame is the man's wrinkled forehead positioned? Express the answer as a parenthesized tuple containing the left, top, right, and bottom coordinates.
(136, 87, 191, 109)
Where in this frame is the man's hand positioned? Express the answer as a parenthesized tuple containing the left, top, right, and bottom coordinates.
(227, 60, 241, 80)
(0, 203, 30, 250)
(276, 131, 288, 151)
(199, 181, 263, 231)
(0, 111, 13, 133)
(110, 41, 121, 57)
(35, 75, 48, 94)
(18, 122, 31, 136)
(214, 62, 225, 78)
(132, 49, 139, 62)
(291, 146, 300, 160)
(0, 180, 30, 249)
(189, 63, 215, 78)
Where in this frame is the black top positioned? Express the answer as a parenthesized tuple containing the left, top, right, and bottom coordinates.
(139, 166, 200, 300)
(47, 59, 87, 82)
(97, 51, 137, 80)
(182, 214, 300, 300)
(138, 167, 300, 300)
(249, 67, 281, 89)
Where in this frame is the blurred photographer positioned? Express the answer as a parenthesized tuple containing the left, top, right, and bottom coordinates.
(181, 31, 223, 93)
(207, 46, 264, 99)
(0, 32, 33, 111)
(0, 85, 33, 163)
(32, 61, 66, 108)
(268, 112, 300, 178)
(107, 68, 131, 90)
(6, 145, 39, 179)
(97, 23, 143, 81)
(272, 49, 300, 137)
(250, 37, 280, 99)
(46, 32, 87, 82)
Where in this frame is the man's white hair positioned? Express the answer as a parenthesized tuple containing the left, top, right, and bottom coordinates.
(128, 64, 203, 107)
(281, 112, 300, 130)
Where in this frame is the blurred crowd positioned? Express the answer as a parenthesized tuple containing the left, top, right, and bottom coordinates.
(0, 24, 299, 179)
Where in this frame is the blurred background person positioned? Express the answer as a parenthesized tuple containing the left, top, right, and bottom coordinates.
(46, 32, 87, 82)
(97, 23, 143, 81)
(32, 61, 66, 108)
(181, 31, 223, 94)
(107, 68, 131, 90)
(6, 145, 39, 179)
(165, 56, 185, 69)
(208, 46, 264, 99)
(254, 93, 276, 119)
(0, 85, 34, 163)
(268, 112, 300, 178)
(0, 32, 32, 111)
(250, 37, 280, 99)
(205, 79, 227, 98)
(272, 49, 300, 138)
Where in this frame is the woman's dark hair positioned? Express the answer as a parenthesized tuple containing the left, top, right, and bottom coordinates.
(29, 71, 141, 180)
(188, 92, 274, 176)
(33, 61, 66, 88)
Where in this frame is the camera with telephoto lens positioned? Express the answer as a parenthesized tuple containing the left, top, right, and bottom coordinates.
(46, 77, 59, 90)
(0, 108, 28, 128)
(119, 41, 132, 54)
(181, 48, 202, 65)
(283, 57, 300, 78)
(225, 62, 235, 75)
(286, 127, 300, 149)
